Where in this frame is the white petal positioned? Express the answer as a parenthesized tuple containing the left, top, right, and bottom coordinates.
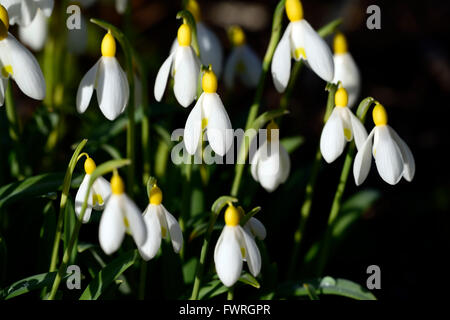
(353, 128, 375, 186)
(347, 108, 368, 150)
(240, 45, 262, 88)
(248, 217, 266, 240)
(184, 93, 203, 155)
(3, 33, 46, 100)
(74, 174, 93, 223)
(250, 146, 261, 182)
(91, 176, 111, 211)
(271, 23, 292, 93)
(279, 144, 291, 183)
(18, 9, 48, 51)
(122, 194, 147, 246)
(2, 0, 22, 25)
(223, 47, 240, 89)
(320, 107, 346, 163)
(96, 57, 129, 121)
(256, 141, 283, 192)
(300, 20, 334, 82)
(373, 126, 404, 185)
(138, 205, 162, 261)
(37, 0, 54, 18)
(203, 93, 233, 156)
(333, 53, 361, 108)
(0, 78, 7, 106)
(115, 0, 128, 14)
(214, 226, 243, 287)
(99, 195, 125, 255)
(162, 204, 183, 253)
(197, 22, 223, 77)
(173, 46, 200, 107)
(76, 60, 99, 114)
(239, 227, 261, 277)
(154, 52, 174, 102)
(388, 126, 415, 182)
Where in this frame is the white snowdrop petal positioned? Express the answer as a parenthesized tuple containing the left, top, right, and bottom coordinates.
(204, 93, 233, 156)
(18, 9, 48, 51)
(2, 0, 22, 25)
(240, 227, 261, 277)
(240, 45, 262, 88)
(214, 227, 243, 287)
(154, 52, 174, 102)
(333, 53, 361, 108)
(122, 195, 147, 246)
(279, 144, 291, 183)
(76, 60, 99, 114)
(353, 128, 375, 186)
(184, 93, 203, 155)
(373, 126, 404, 185)
(250, 146, 261, 182)
(38, 0, 54, 18)
(320, 107, 346, 163)
(115, 0, 128, 14)
(173, 47, 200, 107)
(96, 57, 129, 120)
(0, 78, 7, 106)
(271, 23, 292, 93)
(139, 205, 162, 261)
(197, 22, 223, 77)
(75, 174, 93, 223)
(224, 47, 240, 89)
(162, 204, 183, 253)
(99, 195, 125, 255)
(388, 126, 415, 182)
(91, 176, 111, 211)
(249, 217, 266, 240)
(347, 108, 368, 151)
(256, 141, 283, 192)
(301, 20, 334, 82)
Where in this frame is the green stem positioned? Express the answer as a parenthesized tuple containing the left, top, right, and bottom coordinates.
(279, 60, 303, 111)
(227, 286, 235, 300)
(5, 80, 20, 143)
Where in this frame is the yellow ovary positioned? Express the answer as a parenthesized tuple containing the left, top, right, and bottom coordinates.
(228, 25, 246, 47)
(177, 24, 191, 47)
(111, 174, 125, 195)
(84, 157, 96, 174)
(286, 0, 303, 22)
(224, 204, 240, 226)
(333, 32, 348, 54)
(101, 32, 116, 57)
(149, 185, 163, 205)
(335, 87, 348, 107)
(372, 103, 388, 126)
(202, 69, 217, 93)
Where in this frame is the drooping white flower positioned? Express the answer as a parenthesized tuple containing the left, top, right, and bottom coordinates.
(224, 25, 261, 89)
(138, 184, 183, 261)
(353, 103, 415, 185)
(0, 5, 46, 106)
(271, 0, 334, 93)
(99, 173, 147, 255)
(251, 121, 291, 192)
(74, 156, 111, 223)
(214, 204, 262, 287)
(18, 7, 49, 51)
(332, 32, 361, 108)
(76, 31, 129, 120)
(115, 0, 128, 14)
(320, 87, 367, 163)
(184, 68, 233, 156)
(155, 23, 200, 108)
(0, 0, 53, 27)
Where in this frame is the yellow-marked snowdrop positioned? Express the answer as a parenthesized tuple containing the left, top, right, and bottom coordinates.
(353, 103, 415, 185)
(332, 32, 361, 108)
(155, 22, 200, 108)
(320, 87, 367, 163)
(224, 25, 261, 89)
(214, 204, 262, 287)
(184, 68, 233, 156)
(74, 155, 111, 223)
(271, 0, 334, 92)
(99, 172, 147, 255)
(138, 184, 183, 261)
(250, 121, 291, 192)
(170, 0, 223, 77)
(0, 4, 45, 106)
(76, 31, 129, 121)
(237, 207, 266, 241)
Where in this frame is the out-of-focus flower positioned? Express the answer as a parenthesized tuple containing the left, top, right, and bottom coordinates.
(320, 87, 367, 163)
(332, 32, 361, 108)
(184, 68, 233, 156)
(155, 23, 200, 108)
(251, 121, 290, 192)
(76, 31, 129, 120)
(18, 7, 49, 51)
(0, 0, 53, 26)
(99, 172, 147, 255)
(115, 0, 128, 15)
(138, 184, 183, 261)
(353, 103, 415, 185)
(224, 25, 261, 89)
(271, 0, 334, 92)
(0, 4, 46, 106)
(214, 204, 262, 287)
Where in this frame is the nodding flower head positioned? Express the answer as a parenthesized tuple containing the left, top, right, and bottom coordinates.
(0, 5, 9, 40)
(372, 103, 388, 126)
(101, 32, 116, 57)
(333, 32, 348, 55)
(186, 0, 201, 22)
(111, 174, 125, 195)
(84, 157, 96, 175)
(286, 0, 303, 22)
(225, 204, 240, 227)
(267, 120, 279, 141)
(335, 87, 348, 107)
(228, 25, 246, 47)
(149, 185, 163, 205)
(202, 68, 218, 93)
(177, 23, 191, 47)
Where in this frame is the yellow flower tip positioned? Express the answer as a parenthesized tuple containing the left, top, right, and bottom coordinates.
(286, 0, 303, 22)
(111, 174, 125, 195)
(335, 87, 348, 107)
(225, 204, 240, 227)
(0, 5, 9, 40)
(267, 120, 279, 141)
(177, 23, 191, 47)
(372, 103, 388, 126)
(149, 185, 163, 205)
(202, 69, 217, 93)
(84, 157, 96, 175)
(186, 0, 201, 22)
(101, 32, 116, 57)
(333, 32, 348, 54)
(228, 25, 246, 47)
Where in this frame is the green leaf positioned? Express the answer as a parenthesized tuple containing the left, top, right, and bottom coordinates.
(63, 198, 77, 264)
(79, 250, 138, 300)
(198, 279, 228, 300)
(251, 109, 289, 131)
(240, 206, 261, 226)
(317, 18, 342, 37)
(211, 196, 238, 216)
(356, 97, 375, 122)
(238, 272, 260, 289)
(280, 136, 305, 154)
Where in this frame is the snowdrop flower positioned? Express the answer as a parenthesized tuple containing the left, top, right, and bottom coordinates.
(154, 23, 200, 108)
(138, 184, 183, 261)
(271, 0, 334, 93)
(353, 103, 415, 185)
(170, 0, 223, 77)
(332, 32, 361, 108)
(214, 204, 262, 287)
(184, 68, 233, 156)
(99, 172, 147, 255)
(74, 155, 111, 223)
(115, 0, 127, 14)
(18, 6, 50, 51)
(224, 25, 261, 89)
(251, 121, 291, 192)
(320, 87, 367, 163)
(0, 5, 46, 106)
(0, 0, 53, 27)
(237, 207, 266, 241)
(76, 31, 129, 120)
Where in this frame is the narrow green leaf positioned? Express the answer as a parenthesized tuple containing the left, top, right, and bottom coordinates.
(63, 198, 77, 264)
(251, 109, 290, 132)
(239, 272, 260, 289)
(280, 136, 305, 154)
(211, 196, 238, 217)
(356, 97, 375, 121)
(240, 206, 261, 226)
